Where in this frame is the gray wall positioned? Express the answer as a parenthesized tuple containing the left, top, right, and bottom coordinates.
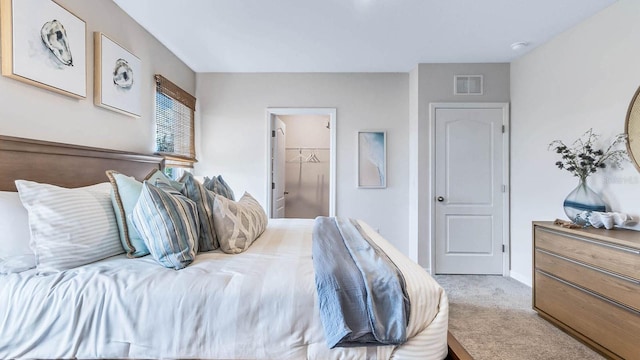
(0, 0, 195, 154)
(195, 73, 411, 253)
(409, 63, 510, 269)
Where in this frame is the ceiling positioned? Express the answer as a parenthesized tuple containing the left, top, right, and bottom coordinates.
(113, 0, 617, 73)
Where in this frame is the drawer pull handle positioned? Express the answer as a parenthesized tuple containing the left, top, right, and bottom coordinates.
(537, 227, 640, 255)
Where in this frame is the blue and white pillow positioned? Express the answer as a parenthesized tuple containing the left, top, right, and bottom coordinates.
(179, 172, 218, 251)
(106, 169, 183, 258)
(217, 175, 235, 201)
(204, 175, 235, 200)
(132, 182, 199, 270)
(15, 180, 123, 274)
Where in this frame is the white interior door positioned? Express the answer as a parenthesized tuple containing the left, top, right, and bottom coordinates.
(434, 106, 506, 274)
(271, 118, 286, 218)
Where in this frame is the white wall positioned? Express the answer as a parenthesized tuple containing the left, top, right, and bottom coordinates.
(279, 114, 330, 219)
(511, 0, 640, 286)
(0, 0, 195, 153)
(195, 73, 410, 253)
(410, 63, 510, 270)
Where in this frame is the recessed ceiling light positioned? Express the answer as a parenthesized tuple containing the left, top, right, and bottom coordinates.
(511, 42, 529, 51)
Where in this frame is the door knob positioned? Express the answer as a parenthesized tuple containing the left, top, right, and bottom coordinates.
(437, 196, 444, 202)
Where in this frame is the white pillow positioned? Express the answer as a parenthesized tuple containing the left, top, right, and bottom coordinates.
(0, 255, 36, 274)
(15, 180, 124, 274)
(0, 191, 35, 272)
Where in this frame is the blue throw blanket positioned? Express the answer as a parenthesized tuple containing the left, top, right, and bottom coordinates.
(312, 217, 410, 348)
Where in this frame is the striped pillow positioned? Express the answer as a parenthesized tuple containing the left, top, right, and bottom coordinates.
(14, 180, 123, 274)
(204, 176, 234, 200)
(217, 175, 235, 201)
(179, 172, 218, 251)
(132, 182, 199, 270)
(212, 192, 268, 254)
(106, 169, 183, 258)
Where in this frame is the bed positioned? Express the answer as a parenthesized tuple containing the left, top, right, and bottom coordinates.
(0, 135, 448, 359)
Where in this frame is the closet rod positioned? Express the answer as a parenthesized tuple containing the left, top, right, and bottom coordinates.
(285, 147, 330, 150)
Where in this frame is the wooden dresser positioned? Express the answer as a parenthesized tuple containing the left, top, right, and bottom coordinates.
(532, 221, 640, 360)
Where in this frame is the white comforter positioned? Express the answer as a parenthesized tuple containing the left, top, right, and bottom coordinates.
(0, 219, 447, 359)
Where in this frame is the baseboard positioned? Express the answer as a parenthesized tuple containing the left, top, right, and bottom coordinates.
(509, 271, 532, 287)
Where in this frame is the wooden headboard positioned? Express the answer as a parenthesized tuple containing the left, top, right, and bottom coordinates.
(0, 135, 164, 191)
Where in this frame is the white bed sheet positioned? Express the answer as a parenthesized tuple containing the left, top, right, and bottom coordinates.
(0, 219, 447, 359)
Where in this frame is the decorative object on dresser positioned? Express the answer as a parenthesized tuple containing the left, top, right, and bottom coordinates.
(532, 221, 640, 360)
(94, 32, 142, 117)
(548, 129, 628, 225)
(0, 0, 87, 98)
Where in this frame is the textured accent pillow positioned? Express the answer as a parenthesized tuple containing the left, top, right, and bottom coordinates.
(106, 169, 183, 257)
(179, 172, 218, 251)
(212, 192, 268, 254)
(132, 182, 199, 270)
(15, 180, 123, 274)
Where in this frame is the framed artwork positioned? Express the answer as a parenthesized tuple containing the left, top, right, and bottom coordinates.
(0, 0, 87, 98)
(358, 130, 386, 188)
(94, 32, 142, 117)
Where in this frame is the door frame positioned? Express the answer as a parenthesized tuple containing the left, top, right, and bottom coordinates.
(429, 102, 510, 276)
(265, 107, 337, 218)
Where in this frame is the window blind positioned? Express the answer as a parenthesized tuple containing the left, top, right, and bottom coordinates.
(154, 74, 197, 167)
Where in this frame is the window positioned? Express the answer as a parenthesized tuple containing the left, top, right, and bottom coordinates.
(154, 74, 197, 169)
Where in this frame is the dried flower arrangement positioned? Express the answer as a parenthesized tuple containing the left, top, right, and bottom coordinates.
(548, 129, 628, 181)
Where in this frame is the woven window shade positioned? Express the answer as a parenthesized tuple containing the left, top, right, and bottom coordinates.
(154, 75, 197, 167)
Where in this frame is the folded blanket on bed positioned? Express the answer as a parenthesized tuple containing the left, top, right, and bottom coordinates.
(312, 217, 410, 348)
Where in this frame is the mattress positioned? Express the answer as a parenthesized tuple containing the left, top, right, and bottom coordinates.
(0, 218, 447, 359)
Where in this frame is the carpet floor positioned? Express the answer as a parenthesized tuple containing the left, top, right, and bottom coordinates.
(434, 275, 605, 360)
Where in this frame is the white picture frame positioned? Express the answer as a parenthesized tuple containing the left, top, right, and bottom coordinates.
(357, 130, 387, 188)
(0, 0, 87, 98)
(94, 32, 142, 117)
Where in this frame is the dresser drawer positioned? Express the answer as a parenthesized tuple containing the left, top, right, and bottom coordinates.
(535, 271, 640, 360)
(535, 227, 640, 281)
(535, 249, 640, 312)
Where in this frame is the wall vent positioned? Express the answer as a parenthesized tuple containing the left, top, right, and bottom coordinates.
(454, 75, 483, 95)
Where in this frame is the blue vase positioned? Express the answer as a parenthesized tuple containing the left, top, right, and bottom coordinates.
(563, 179, 607, 225)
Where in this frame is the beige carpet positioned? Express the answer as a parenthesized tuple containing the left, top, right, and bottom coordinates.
(434, 275, 605, 360)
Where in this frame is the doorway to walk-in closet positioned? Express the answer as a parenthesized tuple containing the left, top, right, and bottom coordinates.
(267, 108, 336, 219)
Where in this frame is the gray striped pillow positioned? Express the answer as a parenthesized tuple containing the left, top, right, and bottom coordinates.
(14, 180, 123, 275)
(212, 192, 267, 254)
(132, 182, 199, 270)
(179, 172, 218, 251)
(204, 176, 234, 200)
(217, 175, 235, 201)
(106, 169, 184, 258)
